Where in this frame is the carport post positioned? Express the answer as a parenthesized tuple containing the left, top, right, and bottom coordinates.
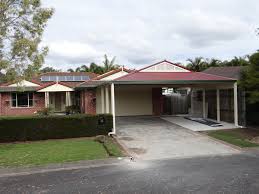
(111, 83, 116, 134)
(101, 86, 105, 113)
(105, 85, 110, 113)
(216, 89, 220, 122)
(234, 82, 238, 126)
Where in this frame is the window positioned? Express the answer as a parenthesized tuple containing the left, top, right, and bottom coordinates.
(11, 93, 33, 108)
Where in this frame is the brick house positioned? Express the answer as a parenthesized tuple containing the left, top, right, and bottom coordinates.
(0, 60, 241, 134)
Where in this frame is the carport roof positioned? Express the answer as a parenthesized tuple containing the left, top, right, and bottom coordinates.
(114, 72, 236, 83)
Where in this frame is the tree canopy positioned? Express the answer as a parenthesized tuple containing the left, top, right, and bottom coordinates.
(239, 52, 259, 104)
(67, 55, 119, 74)
(0, 0, 53, 81)
(186, 56, 249, 72)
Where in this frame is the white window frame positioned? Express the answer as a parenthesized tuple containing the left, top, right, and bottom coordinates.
(11, 93, 34, 108)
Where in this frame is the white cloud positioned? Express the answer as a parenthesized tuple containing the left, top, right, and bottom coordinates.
(42, 0, 259, 70)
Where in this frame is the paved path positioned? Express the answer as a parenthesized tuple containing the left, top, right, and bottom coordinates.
(117, 116, 239, 160)
(1, 153, 259, 193)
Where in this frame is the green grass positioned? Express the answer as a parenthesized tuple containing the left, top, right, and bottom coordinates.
(103, 138, 123, 157)
(208, 130, 259, 148)
(0, 138, 122, 168)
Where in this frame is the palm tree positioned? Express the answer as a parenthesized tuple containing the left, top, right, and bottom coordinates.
(102, 54, 119, 72)
(186, 57, 206, 72)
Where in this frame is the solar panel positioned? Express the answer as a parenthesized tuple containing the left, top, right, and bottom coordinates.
(41, 75, 90, 82)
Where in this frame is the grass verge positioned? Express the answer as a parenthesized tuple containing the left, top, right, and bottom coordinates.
(207, 130, 259, 148)
(0, 138, 122, 168)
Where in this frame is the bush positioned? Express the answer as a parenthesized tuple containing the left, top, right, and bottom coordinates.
(37, 107, 53, 116)
(65, 105, 80, 115)
(0, 114, 113, 142)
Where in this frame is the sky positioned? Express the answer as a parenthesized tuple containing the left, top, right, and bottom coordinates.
(42, 0, 259, 71)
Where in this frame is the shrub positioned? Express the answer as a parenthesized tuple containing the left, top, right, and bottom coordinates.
(65, 105, 81, 115)
(0, 114, 113, 142)
(37, 107, 53, 116)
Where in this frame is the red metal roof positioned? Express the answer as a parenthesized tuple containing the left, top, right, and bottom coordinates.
(115, 72, 236, 81)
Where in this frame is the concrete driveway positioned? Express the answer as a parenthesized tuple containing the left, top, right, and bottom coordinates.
(116, 116, 239, 160)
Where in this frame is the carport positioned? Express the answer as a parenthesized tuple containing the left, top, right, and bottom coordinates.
(97, 71, 239, 134)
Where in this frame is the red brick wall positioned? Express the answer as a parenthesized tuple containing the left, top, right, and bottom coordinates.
(0, 92, 45, 116)
(81, 89, 96, 114)
(152, 88, 164, 116)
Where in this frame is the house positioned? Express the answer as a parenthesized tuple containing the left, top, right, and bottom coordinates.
(0, 60, 240, 134)
(0, 72, 98, 115)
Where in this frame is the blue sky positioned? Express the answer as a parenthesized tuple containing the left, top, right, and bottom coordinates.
(42, 0, 259, 70)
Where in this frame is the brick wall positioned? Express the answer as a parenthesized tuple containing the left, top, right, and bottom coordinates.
(80, 89, 96, 114)
(0, 92, 45, 116)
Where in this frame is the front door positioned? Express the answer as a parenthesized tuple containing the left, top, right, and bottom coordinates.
(55, 93, 62, 112)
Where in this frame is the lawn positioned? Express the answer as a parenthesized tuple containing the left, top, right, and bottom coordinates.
(0, 138, 122, 168)
(207, 129, 259, 148)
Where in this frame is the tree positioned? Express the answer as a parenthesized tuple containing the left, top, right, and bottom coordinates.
(0, 0, 53, 81)
(102, 54, 119, 72)
(186, 57, 207, 72)
(239, 52, 259, 104)
(40, 66, 60, 73)
(67, 55, 120, 74)
(222, 56, 249, 67)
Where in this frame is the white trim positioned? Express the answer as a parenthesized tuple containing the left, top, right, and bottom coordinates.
(45, 92, 49, 108)
(8, 80, 40, 87)
(111, 83, 116, 134)
(38, 83, 74, 92)
(105, 85, 110, 113)
(101, 86, 105, 113)
(140, 61, 190, 72)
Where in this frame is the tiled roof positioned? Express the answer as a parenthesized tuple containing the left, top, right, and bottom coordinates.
(93, 67, 132, 80)
(202, 66, 245, 80)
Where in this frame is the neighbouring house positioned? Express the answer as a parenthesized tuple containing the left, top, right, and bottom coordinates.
(0, 72, 98, 116)
(0, 60, 241, 133)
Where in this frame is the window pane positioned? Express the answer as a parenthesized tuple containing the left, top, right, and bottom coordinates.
(17, 93, 28, 107)
(29, 93, 33, 107)
(11, 93, 16, 107)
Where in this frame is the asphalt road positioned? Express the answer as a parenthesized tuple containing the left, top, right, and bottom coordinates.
(1, 153, 259, 194)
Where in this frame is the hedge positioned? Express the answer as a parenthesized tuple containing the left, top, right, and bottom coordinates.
(0, 114, 113, 142)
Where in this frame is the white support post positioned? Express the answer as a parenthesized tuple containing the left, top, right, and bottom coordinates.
(111, 83, 116, 134)
(216, 89, 220, 122)
(105, 85, 110, 113)
(66, 92, 71, 106)
(202, 89, 206, 118)
(45, 92, 49, 108)
(234, 82, 238, 126)
(101, 86, 105, 113)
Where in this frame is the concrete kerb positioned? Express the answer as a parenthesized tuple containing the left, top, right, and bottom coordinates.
(0, 157, 130, 178)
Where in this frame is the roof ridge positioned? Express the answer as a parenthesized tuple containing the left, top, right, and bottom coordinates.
(138, 59, 191, 72)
